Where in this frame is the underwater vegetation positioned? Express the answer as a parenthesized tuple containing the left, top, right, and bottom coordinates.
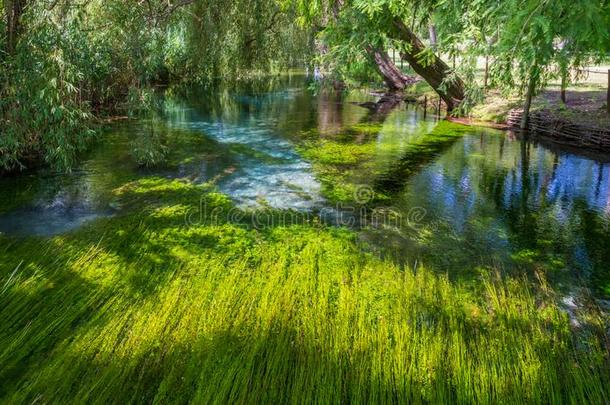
(1, 75, 610, 403)
(298, 120, 473, 204)
(0, 177, 608, 403)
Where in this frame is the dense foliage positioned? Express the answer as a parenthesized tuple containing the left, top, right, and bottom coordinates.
(1, 0, 609, 171)
(0, 0, 312, 172)
(290, 0, 610, 113)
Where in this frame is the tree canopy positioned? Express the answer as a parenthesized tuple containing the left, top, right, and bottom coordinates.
(1, 0, 609, 171)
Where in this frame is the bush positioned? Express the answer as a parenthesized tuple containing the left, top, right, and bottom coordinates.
(0, 11, 95, 172)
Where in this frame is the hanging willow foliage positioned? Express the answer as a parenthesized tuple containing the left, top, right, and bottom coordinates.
(0, 0, 315, 172)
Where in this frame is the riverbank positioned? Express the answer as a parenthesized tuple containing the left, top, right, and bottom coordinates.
(406, 83, 610, 152)
(470, 88, 609, 125)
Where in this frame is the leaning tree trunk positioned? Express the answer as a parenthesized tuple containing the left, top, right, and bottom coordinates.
(388, 18, 465, 113)
(366, 46, 415, 91)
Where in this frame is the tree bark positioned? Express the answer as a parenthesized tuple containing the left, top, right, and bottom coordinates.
(520, 75, 536, 130)
(5, 0, 27, 54)
(388, 18, 465, 113)
(366, 46, 415, 91)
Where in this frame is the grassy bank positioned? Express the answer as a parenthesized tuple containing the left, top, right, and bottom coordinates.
(0, 177, 608, 403)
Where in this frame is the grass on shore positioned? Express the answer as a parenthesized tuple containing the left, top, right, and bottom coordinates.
(0, 177, 608, 404)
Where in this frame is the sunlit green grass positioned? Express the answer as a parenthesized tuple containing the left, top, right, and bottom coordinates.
(0, 178, 608, 403)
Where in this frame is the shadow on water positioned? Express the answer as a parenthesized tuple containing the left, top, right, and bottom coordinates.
(373, 121, 470, 194)
(363, 125, 610, 296)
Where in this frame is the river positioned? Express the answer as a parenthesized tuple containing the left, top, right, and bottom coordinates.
(1, 74, 608, 298)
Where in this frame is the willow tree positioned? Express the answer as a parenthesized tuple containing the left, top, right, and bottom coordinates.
(1, 0, 314, 172)
(286, 0, 415, 90)
(469, 0, 610, 128)
(289, 0, 467, 112)
(184, 0, 312, 81)
(352, 0, 468, 110)
(0, 0, 214, 171)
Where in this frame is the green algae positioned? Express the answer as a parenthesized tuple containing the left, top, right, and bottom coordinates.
(298, 140, 376, 166)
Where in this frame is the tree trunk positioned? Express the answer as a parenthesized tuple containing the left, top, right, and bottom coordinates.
(388, 18, 465, 113)
(428, 25, 437, 51)
(520, 75, 536, 130)
(5, 0, 27, 54)
(483, 56, 489, 90)
(366, 46, 414, 91)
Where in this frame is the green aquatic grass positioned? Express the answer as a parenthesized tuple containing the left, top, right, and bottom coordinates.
(298, 121, 473, 204)
(297, 138, 380, 204)
(296, 121, 395, 204)
(0, 178, 608, 403)
(299, 141, 376, 166)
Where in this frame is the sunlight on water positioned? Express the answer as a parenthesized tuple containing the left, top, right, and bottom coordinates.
(0, 75, 609, 296)
(169, 119, 324, 210)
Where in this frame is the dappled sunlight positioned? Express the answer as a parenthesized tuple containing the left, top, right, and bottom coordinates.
(2, 209, 607, 402)
(1, 0, 610, 401)
(1, 76, 609, 403)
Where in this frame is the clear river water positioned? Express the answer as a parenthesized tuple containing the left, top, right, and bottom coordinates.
(1, 74, 609, 298)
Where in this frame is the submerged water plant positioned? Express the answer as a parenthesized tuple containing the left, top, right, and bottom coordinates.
(0, 177, 608, 403)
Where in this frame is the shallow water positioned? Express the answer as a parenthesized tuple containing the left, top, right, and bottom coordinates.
(0, 75, 609, 296)
(163, 86, 326, 210)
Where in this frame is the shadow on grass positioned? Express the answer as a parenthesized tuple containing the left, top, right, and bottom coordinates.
(3, 281, 608, 403)
(1, 176, 608, 403)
